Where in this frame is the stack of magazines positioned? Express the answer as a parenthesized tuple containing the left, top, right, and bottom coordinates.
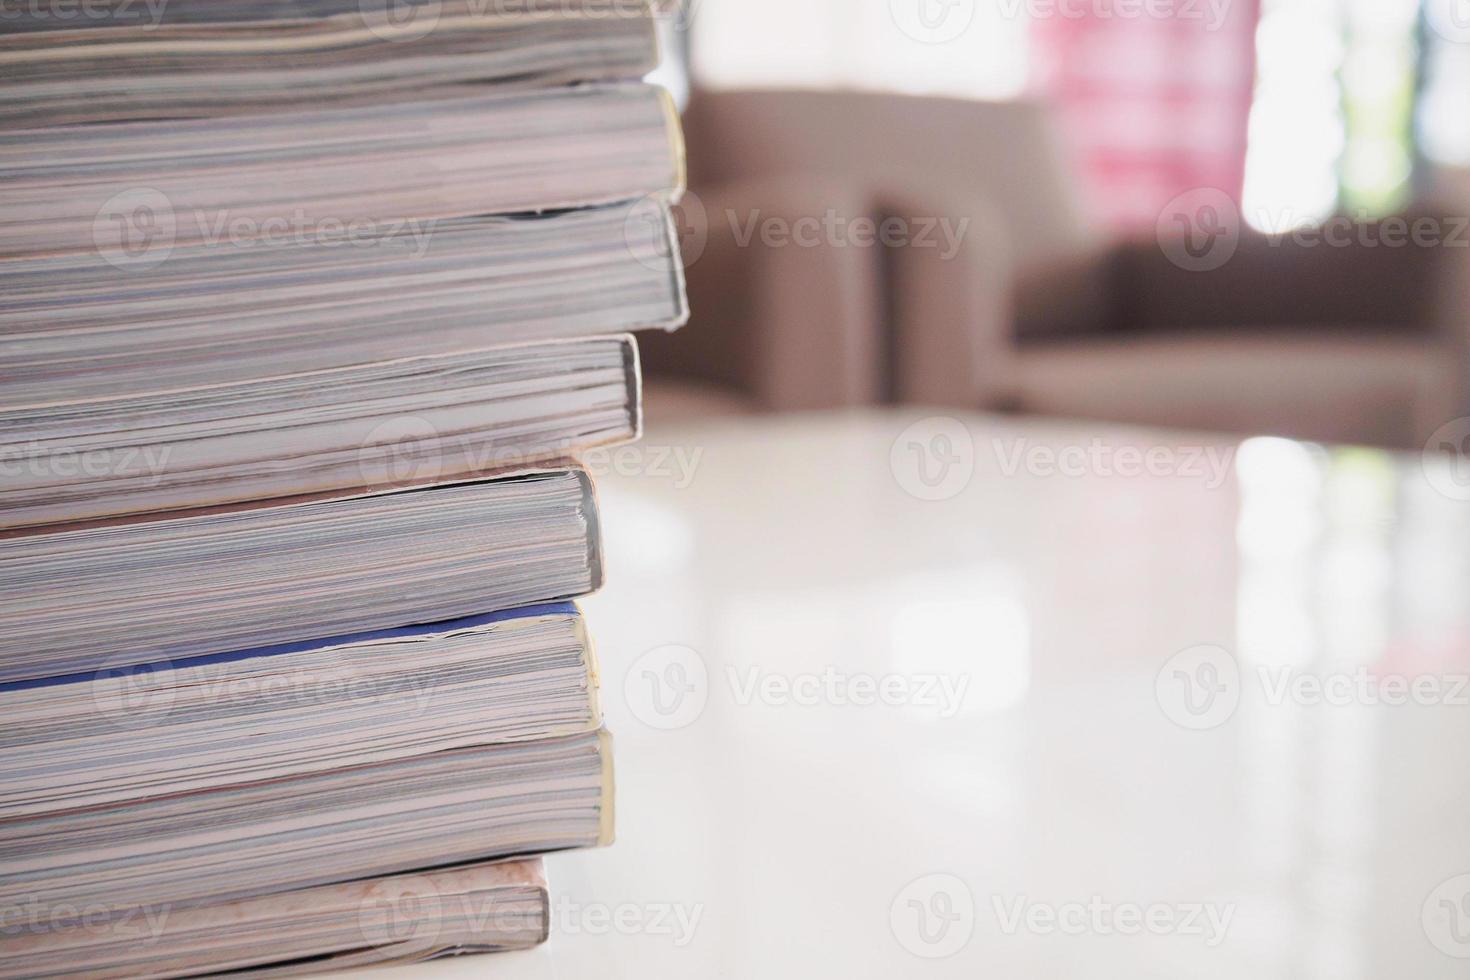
(0, 1, 687, 975)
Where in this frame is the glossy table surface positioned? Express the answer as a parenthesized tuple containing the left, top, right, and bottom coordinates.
(345, 410, 1470, 979)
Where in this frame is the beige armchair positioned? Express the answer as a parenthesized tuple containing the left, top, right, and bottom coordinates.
(643, 87, 1084, 419)
(638, 176, 885, 423)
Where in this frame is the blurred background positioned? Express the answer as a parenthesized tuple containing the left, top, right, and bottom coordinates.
(637, 0, 1470, 452)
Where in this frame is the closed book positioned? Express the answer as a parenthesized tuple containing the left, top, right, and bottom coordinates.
(0, 83, 683, 259)
(0, 467, 602, 683)
(0, 206, 684, 407)
(0, 859, 551, 980)
(0, 732, 611, 944)
(0, 334, 642, 529)
(1, 603, 599, 816)
(0, 0, 660, 128)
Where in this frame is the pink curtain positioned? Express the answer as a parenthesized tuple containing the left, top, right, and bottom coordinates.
(1031, 0, 1261, 231)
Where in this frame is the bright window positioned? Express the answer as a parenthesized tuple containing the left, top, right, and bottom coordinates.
(688, 0, 1030, 101)
(1419, 5, 1470, 166)
(1243, 0, 1421, 231)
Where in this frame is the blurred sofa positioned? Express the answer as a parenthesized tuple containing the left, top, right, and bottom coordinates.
(1008, 224, 1470, 449)
(642, 87, 1470, 449)
(640, 87, 1090, 421)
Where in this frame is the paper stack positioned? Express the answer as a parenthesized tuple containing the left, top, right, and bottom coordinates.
(0, 2, 686, 975)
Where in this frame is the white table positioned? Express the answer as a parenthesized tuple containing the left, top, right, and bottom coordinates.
(346, 410, 1470, 979)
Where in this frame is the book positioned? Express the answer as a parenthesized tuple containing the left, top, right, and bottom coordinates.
(0, 859, 551, 979)
(0, 731, 611, 934)
(0, 205, 685, 406)
(1, 604, 599, 816)
(0, 334, 641, 528)
(0, 469, 602, 684)
(0, 83, 683, 259)
(0, 0, 660, 128)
